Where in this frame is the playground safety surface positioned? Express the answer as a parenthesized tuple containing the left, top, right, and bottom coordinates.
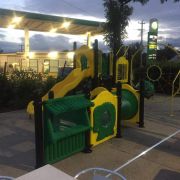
(0, 95, 179, 179)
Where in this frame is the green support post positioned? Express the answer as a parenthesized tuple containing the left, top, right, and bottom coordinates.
(73, 41, 77, 69)
(93, 39, 99, 88)
(84, 128, 92, 153)
(3, 62, 7, 77)
(116, 82, 122, 138)
(113, 53, 117, 86)
(34, 98, 44, 168)
(83, 86, 92, 153)
(139, 68, 145, 128)
(48, 91, 54, 99)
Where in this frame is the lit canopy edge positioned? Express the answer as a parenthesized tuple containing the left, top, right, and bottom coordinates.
(0, 8, 105, 35)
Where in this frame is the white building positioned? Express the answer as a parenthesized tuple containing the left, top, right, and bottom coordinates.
(0, 8, 104, 75)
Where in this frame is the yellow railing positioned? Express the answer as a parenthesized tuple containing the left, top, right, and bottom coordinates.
(170, 70, 180, 116)
(130, 47, 144, 86)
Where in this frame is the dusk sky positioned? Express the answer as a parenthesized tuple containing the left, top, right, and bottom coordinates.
(0, 0, 180, 52)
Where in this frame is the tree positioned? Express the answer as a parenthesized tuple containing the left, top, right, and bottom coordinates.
(157, 44, 177, 61)
(103, 0, 179, 83)
(103, 0, 133, 55)
(103, 0, 179, 55)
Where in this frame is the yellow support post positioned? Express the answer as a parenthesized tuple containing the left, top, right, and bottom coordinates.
(116, 56, 129, 83)
(130, 47, 144, 86)
(115, 46, 129, 84)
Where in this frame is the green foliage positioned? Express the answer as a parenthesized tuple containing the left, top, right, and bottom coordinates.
(0, 70, 57, 111)
(103, 0, 179, 55)
(157, 45, 177, 61)
(129, 42, 142, 67)
(160, 0, 179, 2)
(133, 62, 180, 94)
(9, 71, 44, 108)
(0, 74, 14, 108)
(103, 0, 133, 54)
(155, 62, 180, 94)
(43, 76, 57, 95)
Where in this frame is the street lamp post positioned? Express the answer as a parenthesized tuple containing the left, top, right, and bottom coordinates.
(138, 20, 145, 66)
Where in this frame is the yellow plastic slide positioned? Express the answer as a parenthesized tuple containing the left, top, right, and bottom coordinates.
(27, 68, 88, 115)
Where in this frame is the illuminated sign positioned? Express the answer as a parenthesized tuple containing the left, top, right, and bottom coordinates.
(147, 18, 158, 64)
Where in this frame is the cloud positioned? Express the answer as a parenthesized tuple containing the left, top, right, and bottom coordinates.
(28, 33, 109, 52)
(24, 0, 105, 20)
(131, 0, 180, 39)
(0, 0, 180, 52)
(0, 0, 26, 10)
(0, 34, 6, 40)
(0, 41, 20, 52)
(29, 34, 73, 51)
(166, 38, 180, 48)
(0, 32, 108, 53)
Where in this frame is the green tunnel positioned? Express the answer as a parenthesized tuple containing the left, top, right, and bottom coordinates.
(121, 89, 138, 120)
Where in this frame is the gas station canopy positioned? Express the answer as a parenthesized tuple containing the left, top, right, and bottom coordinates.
(0, 8, 104, 35)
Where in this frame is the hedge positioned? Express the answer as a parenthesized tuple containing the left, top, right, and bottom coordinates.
(0, 70, 58, 112)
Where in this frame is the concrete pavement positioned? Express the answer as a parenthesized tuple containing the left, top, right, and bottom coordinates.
(0, 95, 179, 179)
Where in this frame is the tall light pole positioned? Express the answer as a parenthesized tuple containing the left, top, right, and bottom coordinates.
(138, 20, 145, 128)
(139, 20, 145, 66)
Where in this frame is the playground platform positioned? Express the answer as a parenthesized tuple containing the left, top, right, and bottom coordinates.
(0, 95, 179, 179)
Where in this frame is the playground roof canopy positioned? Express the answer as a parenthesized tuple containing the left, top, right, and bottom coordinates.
(0, 8, 104, 35)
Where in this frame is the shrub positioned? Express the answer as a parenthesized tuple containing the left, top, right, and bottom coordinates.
(42, 76, 57, 95)
(0, 73, 14, 108)
(0, 70, 58, 111)
(133, 62, 180, 94)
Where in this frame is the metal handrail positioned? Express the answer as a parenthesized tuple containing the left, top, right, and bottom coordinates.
(116, 45, 129, 57)
(172, 70, 180, 85)
(74, 129, 180, 180)
(170, 70, 180, 116)
(106, 129, 180, 178)
(0, 176, 14, 180)
(130, 46, 144, 86)
(74, 167, 126, 180)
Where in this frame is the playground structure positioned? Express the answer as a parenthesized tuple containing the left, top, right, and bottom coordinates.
(0, 8, 179, 180)
(31, 39, 152, 167)
(0, 8, 146, 166)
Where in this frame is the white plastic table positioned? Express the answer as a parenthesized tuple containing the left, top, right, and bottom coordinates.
(15, 165, 75, 180)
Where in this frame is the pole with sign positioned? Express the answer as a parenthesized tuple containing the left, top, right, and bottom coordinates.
(147, 18, 158, 65)
(146, 18, 162, 82)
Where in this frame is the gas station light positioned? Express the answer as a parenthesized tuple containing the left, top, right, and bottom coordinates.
(61, 21, 71, 29)
(50, 28, 57, 33)
(149, 18, 158, 33)
(67, 52, 75, 59)
(151, 21, 158, 30)
(29, 52, 35, 59)
(48, 51, 58, 59)
(147, 18, 159, 64)
(12, 16, 22, 24)
(8, 16, 22, 29)
(7, 24, 16, 29)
